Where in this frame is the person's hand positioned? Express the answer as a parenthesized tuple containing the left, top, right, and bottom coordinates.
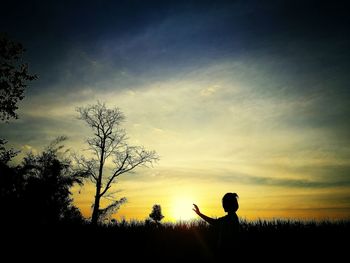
(193, 204, 200, 215)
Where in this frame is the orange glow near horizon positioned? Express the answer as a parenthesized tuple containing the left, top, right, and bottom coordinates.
(72, 178, 350, 223)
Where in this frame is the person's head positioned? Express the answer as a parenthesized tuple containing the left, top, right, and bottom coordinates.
(222, 192, 239, 213)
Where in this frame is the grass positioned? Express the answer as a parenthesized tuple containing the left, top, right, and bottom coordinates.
(3, 218, 349, 262)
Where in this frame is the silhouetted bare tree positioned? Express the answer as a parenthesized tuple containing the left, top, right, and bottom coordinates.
(76, 101, 159, 225)
(0, 33, 37, 121)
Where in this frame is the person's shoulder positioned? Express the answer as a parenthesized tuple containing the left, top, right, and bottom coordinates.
(218, 215, 229, 221)
(219, 214, 239, 222)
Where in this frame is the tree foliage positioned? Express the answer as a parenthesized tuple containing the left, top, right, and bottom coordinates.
(0, 136, 86, 225)
(0, 33, 37, 121)
(0, 138, 18, 164)
(149, 204, 164, 224)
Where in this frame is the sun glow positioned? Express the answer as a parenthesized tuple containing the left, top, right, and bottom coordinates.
(172, 196, 196, 221)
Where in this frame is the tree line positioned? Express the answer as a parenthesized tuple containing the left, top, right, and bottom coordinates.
(0, 33, 159, 226)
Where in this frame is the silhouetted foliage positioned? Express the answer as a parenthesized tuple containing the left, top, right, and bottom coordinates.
(0, 155, 25, 225)
(99, 197, 127, 223)
(0, 136, 86, 225)
(0, 138, 18, 164)
(0, 33, 37, 121)
(21, 136, 86, 224)
(149, 204, 164, 224)
(75, 101, 159, 224)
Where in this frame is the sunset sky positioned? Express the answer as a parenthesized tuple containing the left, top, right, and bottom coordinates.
(1, 0, 349, 222)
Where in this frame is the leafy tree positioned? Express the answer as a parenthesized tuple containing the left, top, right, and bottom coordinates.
(76, 101, 159, 225)
(0, 156, 24, 225)
(0, 34, 37, 165)
(19, 136, 87, 224)
(149, 204, 164, 225)
(0, 138, 18, 164)
(0, 136, 87, 225)
(0, 33, 37, 121)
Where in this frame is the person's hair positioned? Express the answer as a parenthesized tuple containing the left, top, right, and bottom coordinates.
(222, 192, 239, 212)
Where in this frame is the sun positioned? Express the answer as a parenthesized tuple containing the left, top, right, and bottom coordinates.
(172, 196, 196, 221)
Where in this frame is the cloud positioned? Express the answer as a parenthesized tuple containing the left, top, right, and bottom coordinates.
(1, 0, 349, 220)
(218, 173, 350, 189)
(200, 85, 219, 97)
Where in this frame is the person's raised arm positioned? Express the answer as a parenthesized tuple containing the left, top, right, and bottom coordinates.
(193, 204, 217, 225)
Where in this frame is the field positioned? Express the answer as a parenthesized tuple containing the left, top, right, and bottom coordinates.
(4, 218, 349, 262)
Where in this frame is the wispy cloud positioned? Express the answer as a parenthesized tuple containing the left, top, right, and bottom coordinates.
(1, 0, 349, 220)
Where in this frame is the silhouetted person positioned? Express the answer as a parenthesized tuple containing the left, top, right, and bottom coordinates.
(193, 192, 240, 261)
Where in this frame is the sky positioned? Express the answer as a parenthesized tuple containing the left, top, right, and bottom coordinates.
(1, 0, 349, 222)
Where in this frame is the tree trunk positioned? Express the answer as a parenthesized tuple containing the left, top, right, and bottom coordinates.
(91, 140, 105, 225)
(91, 182, 101, 225)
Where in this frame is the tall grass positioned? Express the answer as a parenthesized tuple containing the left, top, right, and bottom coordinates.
(4, 218, 349, 262)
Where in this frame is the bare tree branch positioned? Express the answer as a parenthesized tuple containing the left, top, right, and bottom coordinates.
(73, 153, 98, 182)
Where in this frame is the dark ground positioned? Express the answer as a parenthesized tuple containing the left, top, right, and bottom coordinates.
(3, 220, 348, 262)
